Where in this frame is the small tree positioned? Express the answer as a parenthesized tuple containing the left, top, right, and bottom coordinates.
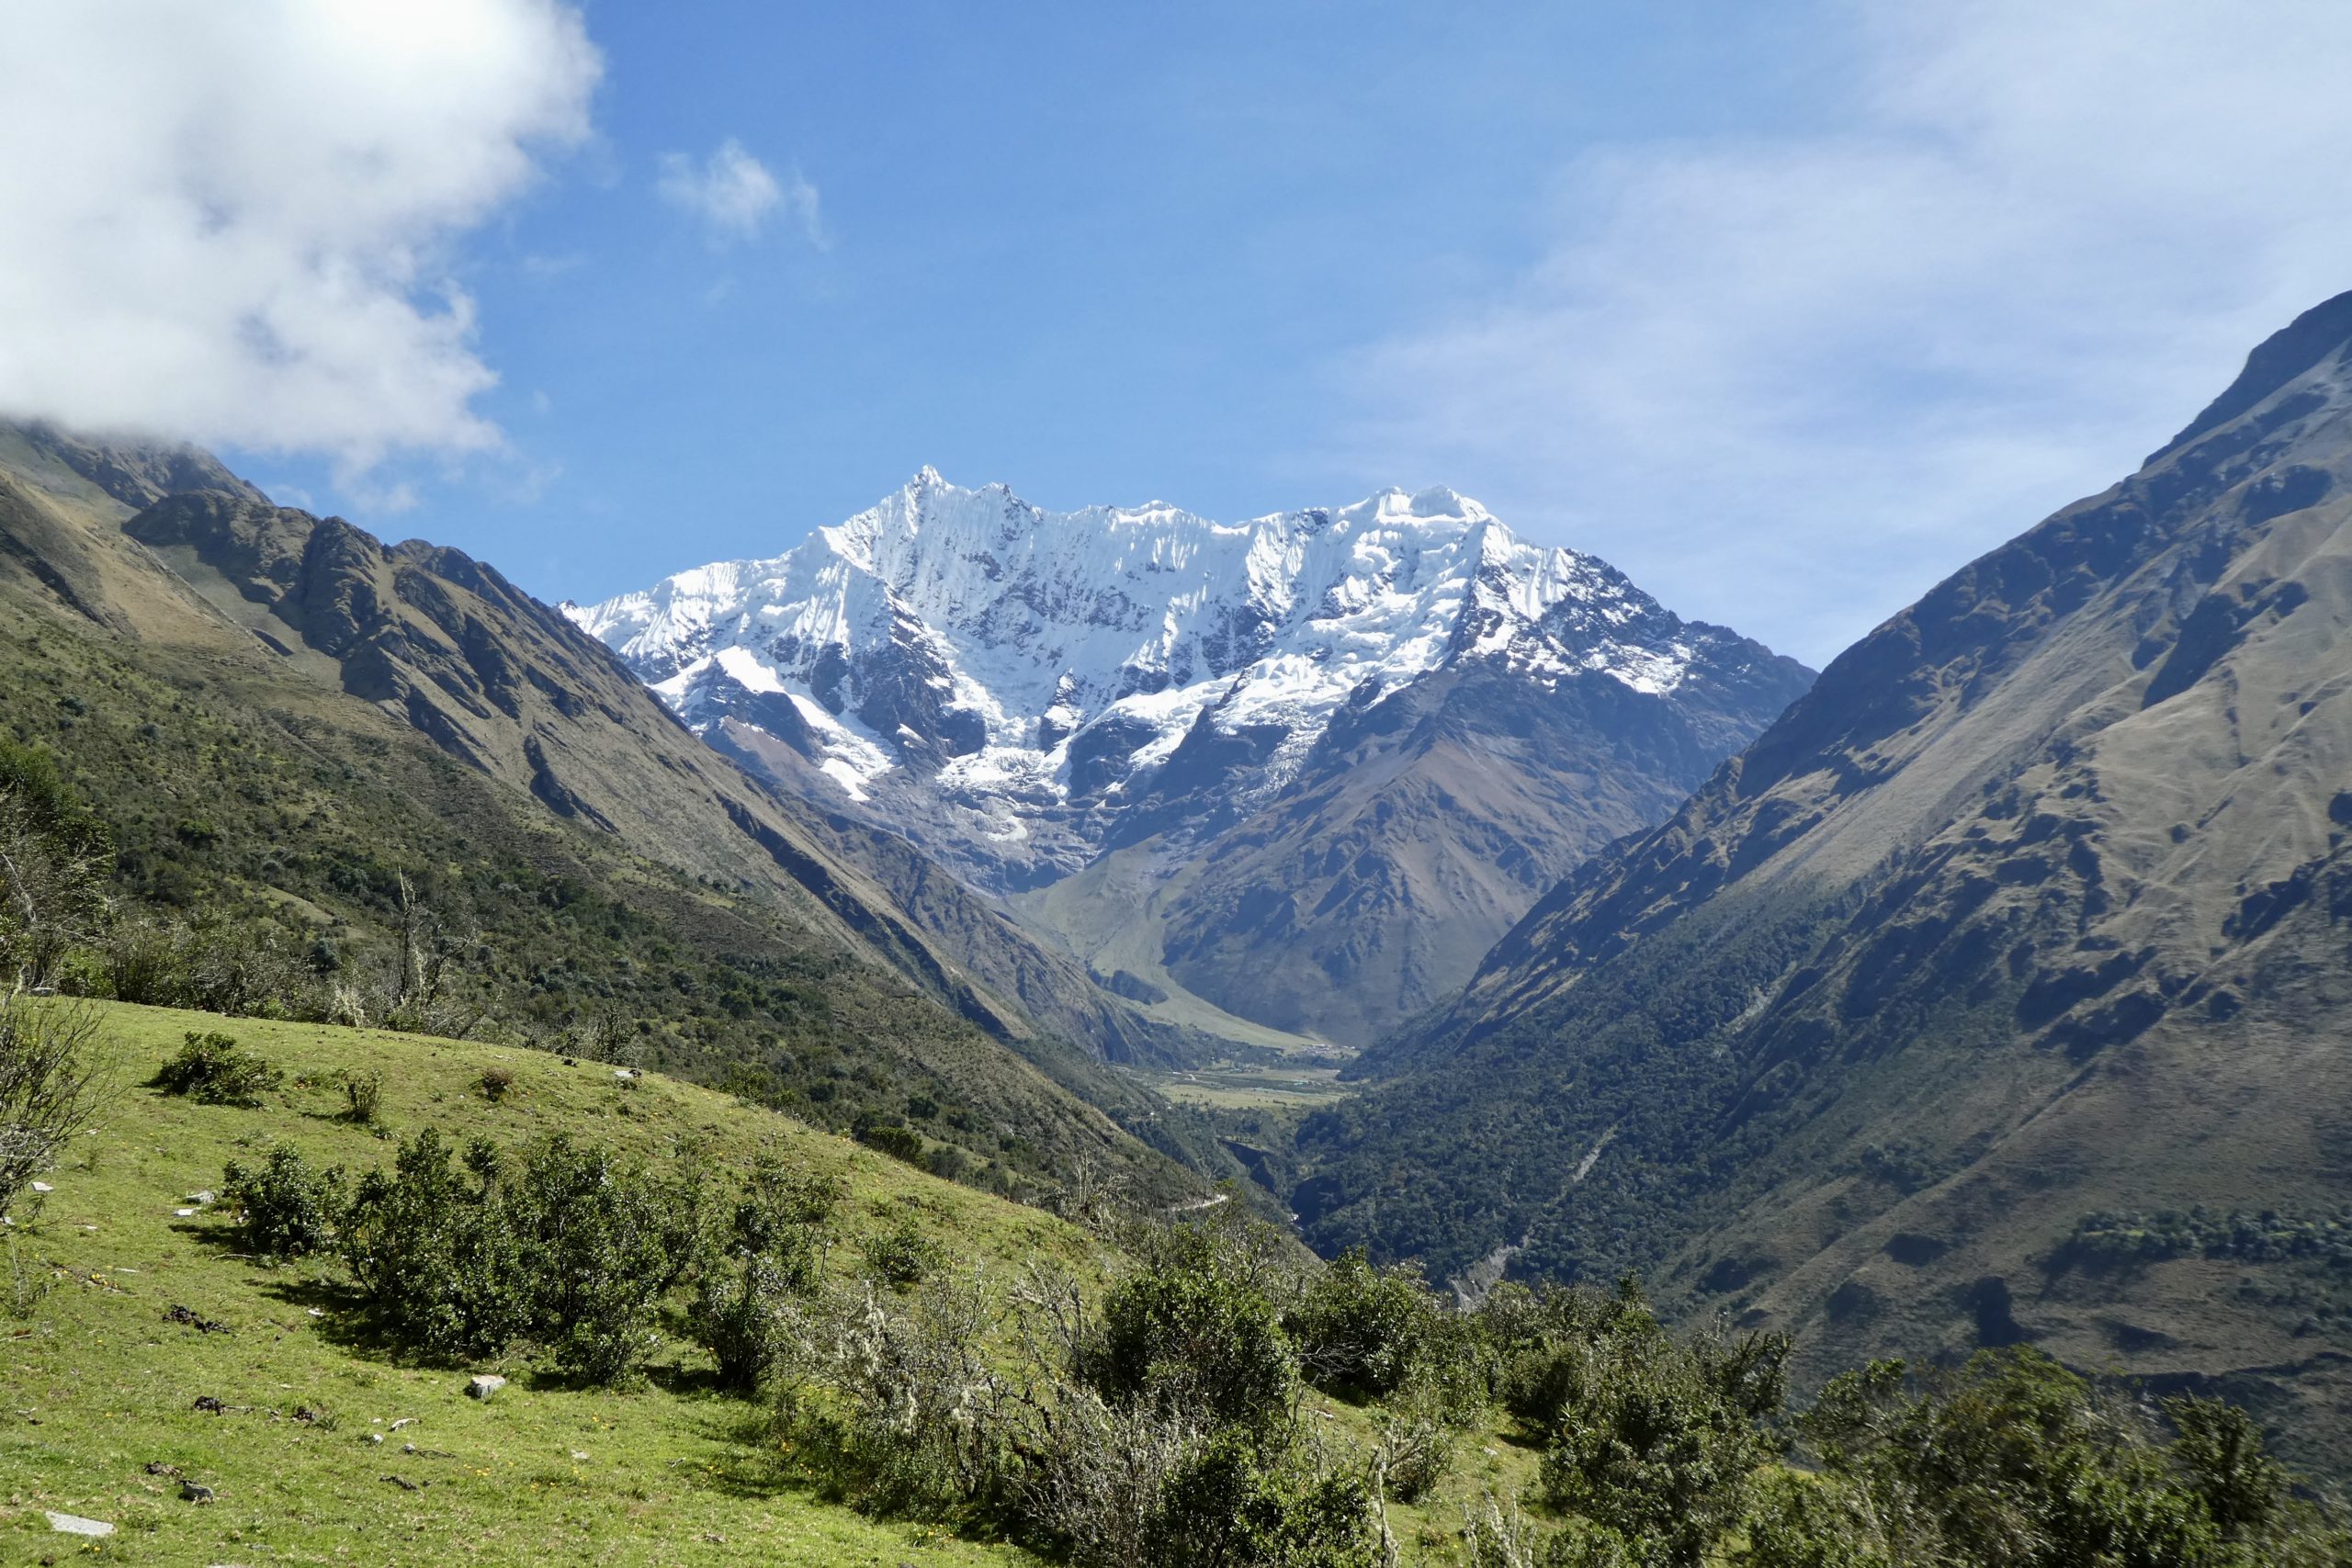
(341, 1127, 533, 1362)
(0, 997, 102, 1214)
(0, 745, 110, 993)
(505, 1134, 704, 1384)
(693, 1158, 840, 1391)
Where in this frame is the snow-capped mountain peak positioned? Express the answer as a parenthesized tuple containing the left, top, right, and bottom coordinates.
(569, 470, 1770, 881)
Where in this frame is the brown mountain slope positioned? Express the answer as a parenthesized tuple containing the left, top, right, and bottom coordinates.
(0, 423, 1216, 1200)
(1298, 290, 2352, 1467)
(1017, 643, 1811, 1048)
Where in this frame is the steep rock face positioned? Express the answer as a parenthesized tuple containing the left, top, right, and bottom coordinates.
(1299, 291, 2352, 1464)
(578, 475, 1811, 1041)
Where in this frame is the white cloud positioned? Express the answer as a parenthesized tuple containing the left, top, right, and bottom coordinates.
(1342, 0, 2352, 666)
(657, 140, 822, 245)
(0, 0, 599, 477)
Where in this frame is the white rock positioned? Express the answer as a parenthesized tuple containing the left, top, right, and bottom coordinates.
(175, 1207, 198, 1217)
(466, 1374, 507, 1400)
(187, 1190, 216, 1204)
(46, 1512, 114, 1536)
(29, 1180, 51, 1193)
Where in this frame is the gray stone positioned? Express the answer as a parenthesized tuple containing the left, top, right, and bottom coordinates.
(46, 1512, 115, 1536)
(465, 1374, 507, 1400)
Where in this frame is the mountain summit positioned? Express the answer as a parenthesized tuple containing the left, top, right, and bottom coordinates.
(577, 474, 1811, 1043)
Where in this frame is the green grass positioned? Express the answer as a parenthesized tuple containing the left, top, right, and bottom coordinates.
(0, 1002, 1088, 1565)
(0, 1002, 1554, 1563)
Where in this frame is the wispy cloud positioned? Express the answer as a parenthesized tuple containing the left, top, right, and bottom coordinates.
(0, 0, 601, 480)
(1340, 0, 2352, 666)
(657, 139, 823, 246)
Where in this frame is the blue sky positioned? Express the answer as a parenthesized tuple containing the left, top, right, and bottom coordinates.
(248, 2, 1825, 609)
(8, 2, 2352, 666)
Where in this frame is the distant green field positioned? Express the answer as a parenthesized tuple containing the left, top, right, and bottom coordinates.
(1149, 1063, 1355, 1111)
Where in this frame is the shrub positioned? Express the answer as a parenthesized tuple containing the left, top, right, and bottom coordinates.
(1289, 1247, 1471, 1405)
(340, 1128, 532, 1362)
(342, 1068, 384, 1125)
(774, 1269, 1008, 1519)
(855, 1120, 925, 1165)
(503, 1134, 704, 1384)
(152, 1031, 279, 1107)
(1373, 1408, 1453, 1503)
(104, 919, 185, 1006)
(1777, 1348, 2352, 1568)
(221, 1144, 345, 1260)
(691, 1159, 839, 1392)
(1148, 1428, 1385, 1568)
(861, 1212, 942, 1293)
(1094, 1222, 1297, 1430)
(339, 1126, 704, 1383)
(0, 998, 101, 1214)
(479, 1066, 514, 1103)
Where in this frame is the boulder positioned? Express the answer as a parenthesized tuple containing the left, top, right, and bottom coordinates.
(465, 1374, 507, 1401)
(45, 1512, 114, 1536)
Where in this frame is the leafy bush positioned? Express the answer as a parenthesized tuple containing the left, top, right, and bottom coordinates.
(1146, 1427, 1385, 1567)
(692, 1158, 840, 1391)
(503, 1134, 704, 1383)
(855, 1120, 925, 1164)
(1094, 1221, 1297, 1431)
(340, 1127, 532, 1362)
(339, 1127, 704, 1383)
(342, 1068, 383, 1125)
(220, 1144, 345, 1260)
(860, 1212, 943, 1293)
(152, 1030, 279, 1107)
(1288, 1247, 1475, 1407)
(1771, 1348, 2351, 1568)
(1527, 1284, 1787, 1568)
(103, 919, 183, 1006)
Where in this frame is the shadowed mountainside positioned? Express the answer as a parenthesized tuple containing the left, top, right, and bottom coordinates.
(1295, 289, 2352, 1469)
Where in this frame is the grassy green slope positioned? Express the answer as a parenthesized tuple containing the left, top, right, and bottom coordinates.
(0, 1003, 1545, 1564)
(0, 1002, 1086, 1565)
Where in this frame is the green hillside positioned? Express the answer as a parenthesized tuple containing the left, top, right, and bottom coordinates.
(6, 1002, 2337, 1567)
(0, 1002, 1078, 1564)
(0, 420, 1229, 1207)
